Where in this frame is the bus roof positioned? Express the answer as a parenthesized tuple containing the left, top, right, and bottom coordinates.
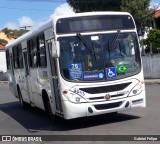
(6, 11, 132, 50)
(54, 11, 132, 20)
(5, 19, 53, 49)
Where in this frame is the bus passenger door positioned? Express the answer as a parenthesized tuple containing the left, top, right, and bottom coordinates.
(22, 50, 33, 104)
(46, 39, 63, 115)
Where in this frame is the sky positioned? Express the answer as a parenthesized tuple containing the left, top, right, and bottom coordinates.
(0, 0, 74, 30)
(0, 0, 160, 30)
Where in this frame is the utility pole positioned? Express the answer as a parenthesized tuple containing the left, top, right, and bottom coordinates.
(20, 26, 32, 31)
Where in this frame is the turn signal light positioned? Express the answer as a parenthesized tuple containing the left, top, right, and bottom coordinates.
(63, 90, 68, 95)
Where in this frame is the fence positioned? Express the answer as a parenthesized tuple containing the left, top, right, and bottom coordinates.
(142, 54, 160, 78)
(0, 72, 8, 81)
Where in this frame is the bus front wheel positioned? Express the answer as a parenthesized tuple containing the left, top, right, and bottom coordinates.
(42, 92, 57, 122)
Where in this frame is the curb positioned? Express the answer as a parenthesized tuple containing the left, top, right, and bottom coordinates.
(0, 81, 9, 84)
(145, 81, 160, 84)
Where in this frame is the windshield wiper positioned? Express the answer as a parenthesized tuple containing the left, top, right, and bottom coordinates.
(109, 30, 121, 51)
(77, 33, 94, 54)
(77, 33, 98, 62)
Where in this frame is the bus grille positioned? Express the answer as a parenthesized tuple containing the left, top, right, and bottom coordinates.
(94, 101, 123, 110)
(80, 82, 131, 94)
(89, 94, 124, 101)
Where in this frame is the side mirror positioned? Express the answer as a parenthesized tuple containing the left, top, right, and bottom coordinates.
(137, 29, 142, 37)
(52, 41, 60, 58)
(137, 28, 145, 37)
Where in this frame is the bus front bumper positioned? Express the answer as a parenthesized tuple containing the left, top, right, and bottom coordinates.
(62, 90, 146, 119)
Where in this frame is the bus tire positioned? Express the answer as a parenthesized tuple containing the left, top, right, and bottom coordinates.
(17, 86, 29, 109)
(42, 91, 57, 122)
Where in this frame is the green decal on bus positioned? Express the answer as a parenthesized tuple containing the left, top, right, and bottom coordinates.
(117, 64, 128, 74)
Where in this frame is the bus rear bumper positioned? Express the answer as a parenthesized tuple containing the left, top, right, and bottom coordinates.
(62, 90, 146, 120)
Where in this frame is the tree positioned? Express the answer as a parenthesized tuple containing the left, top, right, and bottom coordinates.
(66, 0, 153, 28)
(66, 0, 122, 12)
(2, 28, 28, 39)
(121, 0, 153, 28)
(0, 39, 8, 45)
(143, 29, 160, 53)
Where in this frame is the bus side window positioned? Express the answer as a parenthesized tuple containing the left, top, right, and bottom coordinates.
(28, 38, 38, 68)
(18, 44, 24, 69)
(6, 49, 11, 69)
(13, 46, 19, 69)
(37, 34, 47, 67)
(27, 40, 31, 68)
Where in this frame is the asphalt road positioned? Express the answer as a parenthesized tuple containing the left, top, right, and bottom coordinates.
(0, 83, 160, 144)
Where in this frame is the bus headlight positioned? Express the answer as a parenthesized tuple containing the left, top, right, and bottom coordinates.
(62, 90, 87, 103)
(129, 82, 144, 96)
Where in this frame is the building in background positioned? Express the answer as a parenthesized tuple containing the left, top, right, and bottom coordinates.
(154, 10, 160, 29)
(0, 44, 6, 72)
(0, 44, 7, 80)
(0, 31, 15, 80)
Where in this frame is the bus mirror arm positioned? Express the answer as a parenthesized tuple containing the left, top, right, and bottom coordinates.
(52, 41, 60, 58)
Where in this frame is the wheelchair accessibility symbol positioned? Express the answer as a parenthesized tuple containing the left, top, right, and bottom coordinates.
(106, 67, 117, 79)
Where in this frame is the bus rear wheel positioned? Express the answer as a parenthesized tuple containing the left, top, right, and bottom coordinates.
(17, 87, 29, 109)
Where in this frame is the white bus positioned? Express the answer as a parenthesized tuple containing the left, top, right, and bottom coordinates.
(5, 12, 146, 120)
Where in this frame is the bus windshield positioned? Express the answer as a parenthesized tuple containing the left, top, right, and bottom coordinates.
(59, 32, 141, 82)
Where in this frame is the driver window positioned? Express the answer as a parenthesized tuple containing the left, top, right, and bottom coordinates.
(60, 40, 74, 79)
(60, 40, 73, 68)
